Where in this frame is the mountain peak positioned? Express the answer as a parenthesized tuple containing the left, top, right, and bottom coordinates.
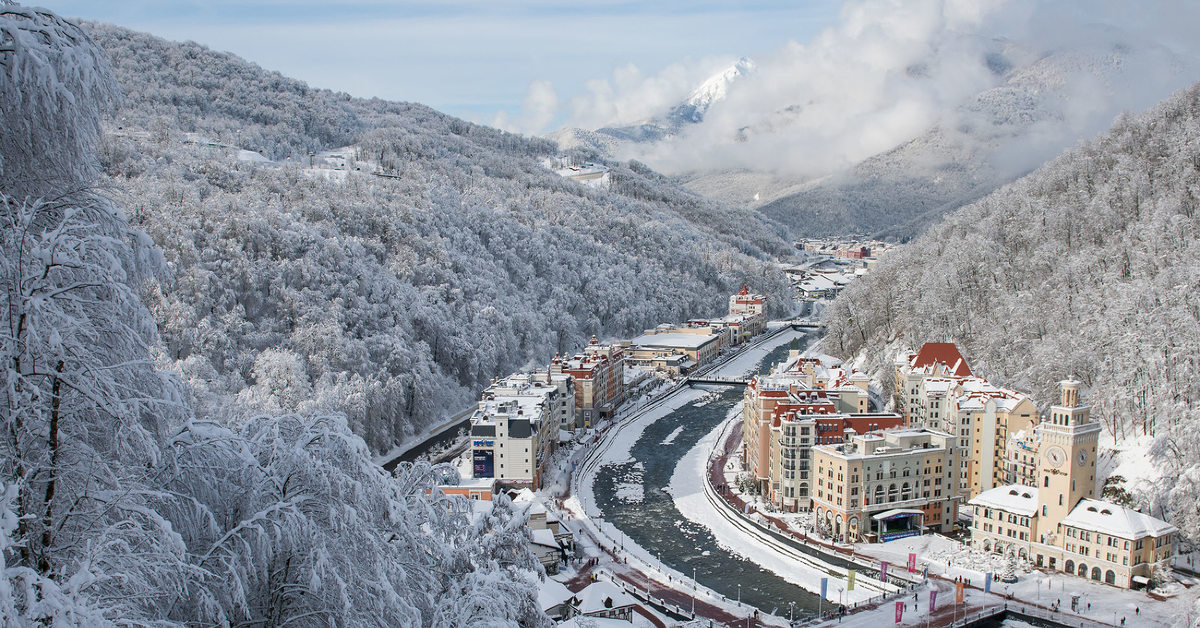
(671, 56, 756, 124)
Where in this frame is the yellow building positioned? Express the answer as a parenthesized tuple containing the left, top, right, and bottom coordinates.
(811, 427, 959, 543)
(968, 381, 1177, 589)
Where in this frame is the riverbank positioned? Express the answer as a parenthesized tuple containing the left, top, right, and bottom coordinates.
(560, 327, 815, 625)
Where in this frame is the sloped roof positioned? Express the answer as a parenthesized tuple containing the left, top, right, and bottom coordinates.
(575, 581, 637, 614)
(968, 484, 1038, 516)
(538, 578, 576, 611)
(1061, 499, 1178, 540)
(910, 343, 972, 377)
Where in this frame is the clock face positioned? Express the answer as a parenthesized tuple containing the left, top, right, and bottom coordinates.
(1077, 449, 1088, 466)
(1044, 445, 1066, 469)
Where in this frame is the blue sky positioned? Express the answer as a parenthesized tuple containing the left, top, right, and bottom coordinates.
(37, 1, 840, 123)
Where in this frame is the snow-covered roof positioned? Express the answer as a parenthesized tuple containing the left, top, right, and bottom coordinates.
(511, 488, 537, 504)
(968, 484, 1038, 516)
(575, 581, 637, 614)
(1060, 499, 1178, 540)
(558, 616, 634, 628)
(538, 578, 576, 611)
(630, 332, 719, 350)
(530, 528, 559, 549)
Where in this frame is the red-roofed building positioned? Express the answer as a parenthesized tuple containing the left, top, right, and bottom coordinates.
(894, 342, 972, 422)
(551, 337, 625, 428)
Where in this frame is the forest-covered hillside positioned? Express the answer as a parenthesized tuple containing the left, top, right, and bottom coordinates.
(86, 24, 795, 453)
(821, 81, 1200, 541)
(1, 6, 547, 625)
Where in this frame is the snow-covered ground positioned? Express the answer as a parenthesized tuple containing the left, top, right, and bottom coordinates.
(708, 329, 805, 379)
(670, 403, 892, 605)
(853, 535, 1200, 627)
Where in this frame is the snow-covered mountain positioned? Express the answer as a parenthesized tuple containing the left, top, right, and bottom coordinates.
(668, 56, 755, 125)
(548, 57, 754, 157)
(755, 43, 1196, 239)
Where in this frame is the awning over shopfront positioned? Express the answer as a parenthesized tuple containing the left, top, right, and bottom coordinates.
(872, 508, 924, 521)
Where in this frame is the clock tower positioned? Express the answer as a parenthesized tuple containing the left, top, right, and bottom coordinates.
(1036, 380, 1101, 539)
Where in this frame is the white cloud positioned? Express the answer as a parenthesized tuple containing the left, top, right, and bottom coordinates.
(530, 0, 1200, 180)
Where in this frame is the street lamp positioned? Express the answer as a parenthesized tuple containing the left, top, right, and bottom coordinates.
(737, 583, 742, 607)
(692, 567, 697, 617)
(789, 601, 795, 622)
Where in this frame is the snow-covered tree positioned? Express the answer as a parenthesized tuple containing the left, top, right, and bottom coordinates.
(0, 3, 118, 198)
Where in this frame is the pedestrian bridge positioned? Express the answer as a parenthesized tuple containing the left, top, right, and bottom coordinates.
(685, 376, 750, 387)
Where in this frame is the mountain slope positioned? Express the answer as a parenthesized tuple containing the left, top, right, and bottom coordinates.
(821, 81, 1200, 540)
(89, 24, 793, 453)
(758, 44, 1194, 239)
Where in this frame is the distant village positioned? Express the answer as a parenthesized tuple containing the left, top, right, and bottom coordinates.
(783, 238, 895, 301)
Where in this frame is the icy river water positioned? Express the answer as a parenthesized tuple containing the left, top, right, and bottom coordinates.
(590, 333, 839, 620)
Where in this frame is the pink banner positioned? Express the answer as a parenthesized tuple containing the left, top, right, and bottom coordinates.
(929, 589, 938, 613)
(907, 552, 916, 573)
(880, 561, 888, 581)
(895, 600, 904, 623)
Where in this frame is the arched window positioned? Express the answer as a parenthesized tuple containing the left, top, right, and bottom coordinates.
(888, 484, 898, 502)
(1078, 563, 1088, 577)
(1105, 570, 1116, 585)
(1091, 567, 1102, 581)
(901, 482, 912, 500)
(1064, 560, 1075, 573)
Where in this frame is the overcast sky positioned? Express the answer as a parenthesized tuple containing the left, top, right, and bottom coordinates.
(36, 0, 840, 125)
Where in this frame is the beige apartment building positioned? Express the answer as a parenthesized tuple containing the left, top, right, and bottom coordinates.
(811, 427, 959, 543)
(968, 381, 1177, 589)
(894, 344, 1039, 502)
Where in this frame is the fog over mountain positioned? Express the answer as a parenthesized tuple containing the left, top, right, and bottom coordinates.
(538, 0, 1200, 237)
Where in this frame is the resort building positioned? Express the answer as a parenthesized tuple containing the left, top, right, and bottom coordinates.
(894, 342, 972, 423)
(968, 381, 1178, 589)
(742, 351, 887, 504)
(767, 405, 903, 512)
(552, 336, 625, 428)
(894, 344, 1038, 502)
(469, 371, 574, 490)
(811, 427, 960, 542)
(957, 379, 1038, 499)
(624, 326, 722, 374)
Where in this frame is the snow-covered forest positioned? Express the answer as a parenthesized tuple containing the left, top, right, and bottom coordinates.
(821, 81, 1200, 543)
(84, 23, 794, 453)
(1, 6, 552, 624)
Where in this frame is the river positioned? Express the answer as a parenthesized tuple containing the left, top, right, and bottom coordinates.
(589, 331, 845, 620)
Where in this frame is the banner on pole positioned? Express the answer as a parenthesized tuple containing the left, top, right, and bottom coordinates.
(907, 552, 917, 573)
(821, 577, 828, 600)
(847, 569, 856, 591)
(929, 589, 938, 612)
(984, 572, 993, 594)
(956, 581, 965, 603)
(895, 600, 904, 623)
(880, 561, 888, 581)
